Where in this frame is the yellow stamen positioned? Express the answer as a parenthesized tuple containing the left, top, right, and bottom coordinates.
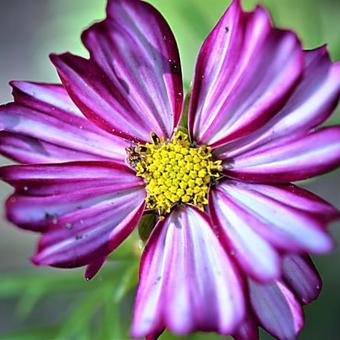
(130, 130, 222, 216)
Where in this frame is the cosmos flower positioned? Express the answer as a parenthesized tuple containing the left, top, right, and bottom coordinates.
(0, 0, 339, 338)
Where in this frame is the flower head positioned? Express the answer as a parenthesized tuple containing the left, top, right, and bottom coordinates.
(0, 0, 339, 338)
(132, 130, 222, 214)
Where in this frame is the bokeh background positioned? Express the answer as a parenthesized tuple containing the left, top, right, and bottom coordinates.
(0, 0, 339, 339)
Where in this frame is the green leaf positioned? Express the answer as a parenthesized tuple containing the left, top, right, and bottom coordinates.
(99, 298, 123, 340)
(16, 286, 45, 319)
(138, 213, 157, 243)
(113, 265, 138, 304)
(179, 88, 192, 130)
(0, 326, 60, 340)
(56, 285, 110, 339)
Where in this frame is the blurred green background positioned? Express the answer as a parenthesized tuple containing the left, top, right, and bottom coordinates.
(0, 0, 339, 339)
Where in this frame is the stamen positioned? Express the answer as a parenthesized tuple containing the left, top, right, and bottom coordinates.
(127, 130, 222, 216)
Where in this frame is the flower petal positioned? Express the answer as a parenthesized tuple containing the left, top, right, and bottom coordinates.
(4, 161, 147, 267)
(1, 161, 145, 231)
(209, 184, 281, 282)
(0, 131, 97, 165)
(145, 328, 165, 340)
(85, 255, 107, 280)
(0, 82, 128, 164)
(249, 280, 304, 340)
(233, 316, 259, 340)
(7, 162, 148, 268)
(239, 183, 340, 221)
(212, 180, 334, 254)
(51, 0, 183, 143)
(32, 189, 145, 268)
(216, 48, 340, 159)
(226, 127, 340, 182)
(131, 206, 245, 337)
(283, 255, 322, 304)
(189, 0, 303, 147)
(11, 81, 83, 117)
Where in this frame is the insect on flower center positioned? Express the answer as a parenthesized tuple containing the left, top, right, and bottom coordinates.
(127, 130, 222, 216)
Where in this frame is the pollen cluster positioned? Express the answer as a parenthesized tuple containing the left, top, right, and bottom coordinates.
(130, 130, 222, 215)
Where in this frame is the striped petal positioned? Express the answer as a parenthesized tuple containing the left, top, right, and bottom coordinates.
(2, 161, 146, 268)
(0, 82, 128, 164)
(209, 184, 281, 282)
(189, 0, 303, 147)
(283, 255, 322, 304)
(216, 48, 340, 159)
(51, 0, 183, 143)
(211, 180, 335, 255)
(232, 182, 340, 221)
(249, 280, 304, 340)
(233, 316, 259, 340)
(226, 127, 340, 182)
(32, 191, 145, 268)
(1, 161, 145, 233)
(131, 206, 244, 337)
(85, 255, 107, 280)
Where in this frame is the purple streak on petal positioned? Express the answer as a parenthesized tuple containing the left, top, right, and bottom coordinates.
(209, 185, 281, 282)
(51, 0, 183, 143)
(226, 127, 340, 182)
(233, 316, 259, 340)
(0, 82, 129, 163)
(32, 188, 146, 268)
(0, 132, 104, 164)
(84, 0, 183, 137)
(214, 180, 334, 254)
(85, 255, 107, 280)
(249, 280, 304, 340)
(11, 81, 129, 160)
(11, 81, 84, 117)
(189, 0, 303, 147)
(49, 54, 141, 142)
(235, 183, 340, 222)
(0, 161, 139, 196)
(283, 255, 322, 305)
(131, 219, 165, 337)
(2, 161, 144, 231)
(216, 48, 340, 159)
(131, 206, 245, 337)
(145, 327, 165, 340)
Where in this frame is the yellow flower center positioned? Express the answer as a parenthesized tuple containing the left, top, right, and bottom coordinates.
(127, 130, 222, 216)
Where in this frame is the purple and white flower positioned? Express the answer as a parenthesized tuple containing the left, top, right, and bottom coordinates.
(0, 0, 339, 338)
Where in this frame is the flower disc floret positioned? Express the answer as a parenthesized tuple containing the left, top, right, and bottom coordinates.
(131, 130, 222, 215)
